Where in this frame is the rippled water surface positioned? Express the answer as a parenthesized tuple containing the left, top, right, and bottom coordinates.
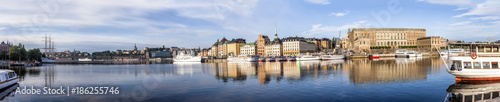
(0, 57, 488, 102)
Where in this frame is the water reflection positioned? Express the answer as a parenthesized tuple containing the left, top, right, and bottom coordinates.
(205, 57, 444, 85)
(447, 80, 500, 102)
(0, 83, 19, 101)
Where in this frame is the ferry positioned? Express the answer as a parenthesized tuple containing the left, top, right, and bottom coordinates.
(320, 55, 345, 60)
(394, 50, 409, 58)
(78, 58, 93, 62)
(296, 55, 321, 61)
(227, 55, 259, 62)
(447, 43, 500, 81)
(406, 51, 422, 57)
(0, 70, 19, 90)
(173, 53, 201, 62)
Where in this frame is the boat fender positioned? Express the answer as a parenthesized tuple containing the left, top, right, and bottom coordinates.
(470, 53, 477, 59)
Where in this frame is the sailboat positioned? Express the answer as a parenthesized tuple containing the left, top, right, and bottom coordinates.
(41, 34, 57, 63)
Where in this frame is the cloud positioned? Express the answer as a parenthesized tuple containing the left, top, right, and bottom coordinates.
(328, 11, 350, 17)
(416, 0, 473, 6)
(450, 21, 472, 26)
(453, 0, 500, 18)
(470, 16, 500, 20)
(302, 20, 367, 37)
(304, 0, 330, 5)
(0, 27, 7, 31)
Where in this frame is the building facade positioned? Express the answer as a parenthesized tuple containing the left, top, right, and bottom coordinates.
(256, 34, 270, 56)
(227, 38, 246, 57)
(320, 38, 332, 50)
(305, 38, 321, 51)
(265, 37, 283, 57)
(240, 43, 257, 55)
(347, 28, 426, 51)
(217, 37, 229, 57)
(0, 41, 12, 53)
(283, 37, 316, 56)
(417, 36, 448, 51)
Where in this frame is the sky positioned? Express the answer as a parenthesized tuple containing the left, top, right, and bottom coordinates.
(0, 0, 499, 52)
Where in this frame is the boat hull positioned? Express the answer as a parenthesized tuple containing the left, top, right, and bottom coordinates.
(0, 78, 19, 90)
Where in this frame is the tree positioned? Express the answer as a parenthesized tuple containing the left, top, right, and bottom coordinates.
(9, 45, 23, 61)
(27, 48, 42, 61)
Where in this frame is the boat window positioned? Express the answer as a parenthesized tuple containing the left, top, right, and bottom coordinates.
(483, 62, 491, 69)
(492, 62, 499, 69)
(486, 47, 492, 52)
(464, 95, 472, 102)
(494, 47, 499, 52)
(464, 62, 472, 69)
(478, 47, 484, 52)
(493, 92, 499, 98)
(473, 62, 481, 69)
(484, 93, 491, 99)
(475, 94, 482, 101)
(453, 61, 462, 69)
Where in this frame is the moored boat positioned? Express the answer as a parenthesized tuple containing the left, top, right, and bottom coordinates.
(0, 70, 19, 90)
(296, 55, 321, 61)
(447, 43, 500, 81)
(173, 53, 201, 62)
(394, 50, 409, 58)
(368, 54, 379, 59)
(227, 55, 259, 62)
(41, 57, 57, 63)
(320, 55, 344, 60)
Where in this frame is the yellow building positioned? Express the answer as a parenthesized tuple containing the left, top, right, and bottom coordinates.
(320, 38, 332, 50)
(217, 37, 229, 57)
(264, 38, 283, 57)
(283, 37, 316, 56)
(226, 38, 246, 57)
(417, 36, 448, 51)
(347, 28, 426, 51)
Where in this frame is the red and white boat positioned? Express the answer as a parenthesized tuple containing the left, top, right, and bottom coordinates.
(368, 54, 379, 59)
(447, 43, 500, 81)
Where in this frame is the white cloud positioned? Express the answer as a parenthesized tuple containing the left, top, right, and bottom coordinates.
(328, 11, 350, 17)
(302, 20, 367, 37)
(470, 16, 500, 20)
(416, 0, 473, 6)
(450, 21, 472, 26)
(0, 27, 7, 31)
(454, 0, 500, 18)
(304, 0, 330, 5)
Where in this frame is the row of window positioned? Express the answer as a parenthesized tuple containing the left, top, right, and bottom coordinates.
(455, 61, 500, 69)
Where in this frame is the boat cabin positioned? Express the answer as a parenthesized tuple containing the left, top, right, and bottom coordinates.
(0, 70, 18, 82)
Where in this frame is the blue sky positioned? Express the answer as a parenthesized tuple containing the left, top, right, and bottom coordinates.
(0, 0, 499, 52)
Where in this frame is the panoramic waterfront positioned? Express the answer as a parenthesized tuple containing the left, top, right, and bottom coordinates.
(0, 57, 465, 101)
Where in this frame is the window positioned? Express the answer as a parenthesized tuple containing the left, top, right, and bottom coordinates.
(479, 47, 484, 52)
(464, 62, 472, 69)
(474, 62, 481, 69)
(493, 92, 499, 99)
(493, 62, 499, 69)
(483, 62, 491, 69)
(453, 61, 462, 69)
(494, 47, 499, 52)
(486, 47, 492, 52)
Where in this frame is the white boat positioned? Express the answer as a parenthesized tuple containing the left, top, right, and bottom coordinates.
(0, 70, 19, 89)
(227, 55, 259, 62)
(41, 57, 56, 63)
(406, 51, 422, 57)
(296, 55, 321, 61)
(447, 44, 500, 81)
(78, 58, 93, 61)
(394, 50, 409, 58)
(320, 55, 344, 60)
(441, 48, 467, 57)
(173, 53, 201, 62)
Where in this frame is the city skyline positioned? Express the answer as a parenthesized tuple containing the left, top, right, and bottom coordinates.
(0, 0, 499, 52)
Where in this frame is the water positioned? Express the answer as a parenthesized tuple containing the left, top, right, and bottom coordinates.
(0, 57, 478, 101)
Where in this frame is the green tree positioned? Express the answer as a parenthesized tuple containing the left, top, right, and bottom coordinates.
(9, 45, 22, 61)
(27, 48, 42, 61)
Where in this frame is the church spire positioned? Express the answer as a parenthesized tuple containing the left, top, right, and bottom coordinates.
(274, 23, 278, 40)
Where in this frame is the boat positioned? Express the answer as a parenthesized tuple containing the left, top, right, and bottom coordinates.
(275, 57, 286, 62)
(286, 56, 296, 61)
(41, 57, 56, 63)
(0, 83, 18, 100)
(368, 54, 379, 59)
(265, 57, 275, 62)
(258, 58, 265, 62)
(227, 55, 259, 62)
(173, 53, 201, 62)
(394, 49, 409, 58)
(296, 55, 321, 61)
(0, 70, 19, 90)
(406, 51, 422, 57)
(447, 43, 500, 81)
(78, 58, 93, 62)
(320, 55, 345, 60)
(446, 80, 500, 102)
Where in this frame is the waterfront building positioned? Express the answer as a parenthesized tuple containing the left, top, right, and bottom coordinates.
(151, 51, 173, 58)
(416, 36, 448, 51)
(264, 34, 283, 57)
(217, 37, 229, 57)
(305, 38, 321, 51)
(240, 43, 257, 55)
(283, 37, 316, 56)
(347, 28, 426, 51)
(0, 41, 12, 53)
(320, 38, 332, 50)
(341, 38, 349, 49)
(256, 34, 270, 56)
(227, 38, 246, 57)
(210, 39, 219, 57)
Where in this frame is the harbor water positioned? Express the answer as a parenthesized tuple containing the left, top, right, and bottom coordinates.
(0, 57, 470, 101)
